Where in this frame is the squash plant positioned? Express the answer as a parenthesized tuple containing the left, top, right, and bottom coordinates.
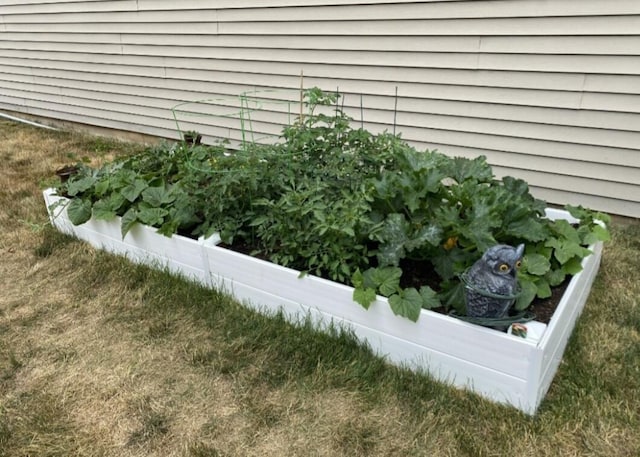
(54, 88, 610, 322)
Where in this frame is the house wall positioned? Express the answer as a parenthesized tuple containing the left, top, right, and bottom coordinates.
(1, 0, 639, 217)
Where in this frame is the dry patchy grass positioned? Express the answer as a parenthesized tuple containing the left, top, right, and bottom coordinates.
(0, 120, 639, 457)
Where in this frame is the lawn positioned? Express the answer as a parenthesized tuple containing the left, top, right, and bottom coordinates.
(1, 120, 639, 457)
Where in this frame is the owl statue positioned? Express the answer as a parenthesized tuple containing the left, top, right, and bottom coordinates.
(464, 243, 525, 319)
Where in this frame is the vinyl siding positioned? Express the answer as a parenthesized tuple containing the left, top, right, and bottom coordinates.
(1, 0, 638, 217)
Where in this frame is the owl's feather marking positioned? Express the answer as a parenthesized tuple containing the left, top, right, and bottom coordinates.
(465, 244, 524, 319)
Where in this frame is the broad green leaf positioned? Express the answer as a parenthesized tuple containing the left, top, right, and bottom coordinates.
(515, 278, 537, 311)
(551, 219, 581, 244)
(523, 253, 551, 275)
(562, 257, 584, 275)
(376, 213, 409, 266)
(92, 193, 126, 220)
(449, 156, 493, 184)
(94, 178, 111, 196)
(120, 208, 138, 238)
(444, 281, 467, 315)
(565, 205, 611, 226)
(405, 149, 438, 172)
(566, 204, 588, 221)
(67, 198, 92, 225)
(501, 176, 530, 197)
(419, 286, 441, 309)
(431, 248, 474, 281)
(351, 269, 365, 288)
(546, 237, 589, 265)
(157, 220, 179, 238)
(111, 168, 136, 187)
(364, 267, 402, 297)
(91, 199, 117, 220)
(544, 268, 566, 287)
(460, 223, 497, 252)
(582, 224, 610, 244)
(66, 176, 96, 196)
(405, 224, 443, 250)
(353, 287, 377, 309)
(142, 185, 175, 207)
(249, 215, 271, 227)
(535, 278, 552, 299)
(137, 206, 168, 226)
(170, 201, 199, 227)
(121, 178, 148, 202)
(505, 218, 548, 242)
(388, 288, 422, 322)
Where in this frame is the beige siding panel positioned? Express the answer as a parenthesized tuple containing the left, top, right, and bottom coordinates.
(1, 1, 639, 217)
(10, 77, 639, 155)
(5, 53, 638, 114)
(0, 98, 181, 140)
(1, 0, 463, 12)
(3, 32, 640, 56)
(8, 74, 639, 182)
(6, 1, 640, 22)
(218, 16, 640, 36)
(528, 187, 640, 221)
(0, 54, 166, 78)
(133, 34, 640, 55)
(0, 85, 287, 139)
(214, 1, 640, 21)
(0, 79, 297, 127)
(337, 94, 640, 133)
(0, 1, 135, 15)
(3, 67, 636, 133)
(1, 0, 105, 5)
(4, 10, 221, 24)
(7, 49, 639, 96)
(2, 41, 640, 76)
(9, 0, 635, 15)
(0, 40, 124, 54)
(136, 0, 484, 10)
(2, 22, 219, 34)
(584, 75, 640, 95)
(581, 93, 640, 113)
(388, 111, 640, 150)
(399, 127, 640, 170)
(4, 16, 640, 36)
(492, 167, 638, 204)
(418, 143, 640, 186)
(126, 45, 640, 75)
(1, 32, 124, 44)
(479, 35, 640, 55)
(170, 66, 640, 96)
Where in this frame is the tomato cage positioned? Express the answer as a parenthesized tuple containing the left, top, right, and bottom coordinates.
(170, 89, 302, 149)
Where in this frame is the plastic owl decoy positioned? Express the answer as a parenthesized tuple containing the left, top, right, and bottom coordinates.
(464, 243, 524, 319)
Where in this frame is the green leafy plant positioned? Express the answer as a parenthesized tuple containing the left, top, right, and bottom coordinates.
(53, 88, 610, 323)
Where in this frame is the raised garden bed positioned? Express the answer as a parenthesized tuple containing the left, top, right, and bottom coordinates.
(44, 188, 603, 414)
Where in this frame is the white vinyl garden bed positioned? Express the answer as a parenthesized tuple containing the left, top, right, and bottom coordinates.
(44, 188, 603, 414)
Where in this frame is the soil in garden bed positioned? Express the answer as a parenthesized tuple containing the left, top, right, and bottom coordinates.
(222, 241, 566, 326)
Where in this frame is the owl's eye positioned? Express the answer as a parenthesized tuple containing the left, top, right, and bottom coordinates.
(499, 264, 510, 272)
(515, 260, 522, 269)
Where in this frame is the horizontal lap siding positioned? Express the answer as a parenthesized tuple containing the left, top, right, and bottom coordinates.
(0, 1, 639, 217)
